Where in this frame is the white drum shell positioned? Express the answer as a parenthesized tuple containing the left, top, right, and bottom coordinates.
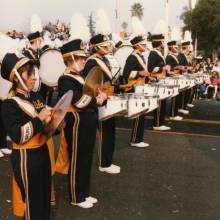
(98, 96, 127, 121)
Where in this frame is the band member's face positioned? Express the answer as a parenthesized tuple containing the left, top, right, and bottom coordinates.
(73, 56, 86, 73)
(137, 43, 147, 52)
(172, 45, 179, 53)
(96, 44, 111, 55)
(160, 41, 165, 49)
(31, 38, 42, 51)
(21, 69, 36, 91)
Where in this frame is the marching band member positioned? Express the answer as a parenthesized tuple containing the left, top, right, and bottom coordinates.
(122, 35, 152, 148)
(177, 41, 193, 114)
(23, 31, 41, 68)
(166, 40, 184, 121)
(83, 34, 122, 174)
(56, 39, 107, 208)
(148, 34, 171, 131)
(1, 53, 52, 220)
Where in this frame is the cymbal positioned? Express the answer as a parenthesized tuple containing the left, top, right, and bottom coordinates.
(42, 90, 73, 137)
(83, 66, 104, 97)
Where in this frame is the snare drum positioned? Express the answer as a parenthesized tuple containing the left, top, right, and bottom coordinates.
(126, 94, 150, 119)
(98, 95, 127, 121)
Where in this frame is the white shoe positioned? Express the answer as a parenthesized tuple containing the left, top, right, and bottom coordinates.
(99, 164, 120, 174)
(153, 126, 171, 131)
(130, 142, 149, 148)
(86, 196, 98, 204)
(169, 116, 183, 121)
(72, 200, 93, 209)
(0, 151, 4, 158)
(1, 148, 12, 155)
(178, 109, 189, 115)
(187, 104, 194, 108)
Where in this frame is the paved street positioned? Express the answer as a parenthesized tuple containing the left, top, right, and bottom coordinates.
(1, 99, 220, 220)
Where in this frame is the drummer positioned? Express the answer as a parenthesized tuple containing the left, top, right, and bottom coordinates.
(166, 40, 184, 121)
(23, 31, 54, 105)
(83, 34, 129, 174)
(148, 34, 171, 131)
(23, 31, 42, 67)
(177, 41, 194, 115)
(56, 39, 107, 208)
(1, 53, 52, 219)
(122, 35, 154, 148)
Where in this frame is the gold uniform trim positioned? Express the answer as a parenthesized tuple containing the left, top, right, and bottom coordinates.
(10, 58, 31, 82)
(70, 112, 80, 204)
(63, 50, 87, 58)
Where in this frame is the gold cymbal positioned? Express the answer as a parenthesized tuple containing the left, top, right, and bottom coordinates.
(83, 66, 104, 97)
(42, 90, 73, 137)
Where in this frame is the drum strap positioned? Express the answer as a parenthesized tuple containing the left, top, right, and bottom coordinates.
(11, 96, 37, 118)
(132, 52, 147, 71)
(64, 73, 85, 85)
(153, 49, 166, 64)
(88, 57, 113, 80)
(168, 53, 179, 64)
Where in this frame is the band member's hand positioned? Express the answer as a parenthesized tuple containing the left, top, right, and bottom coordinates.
(139, 70, 149, 77)
(163, 65, 171, 72)
(119, 84, 132, 92)
(38, 108, 52, 123)
(149, 76, 157, 82)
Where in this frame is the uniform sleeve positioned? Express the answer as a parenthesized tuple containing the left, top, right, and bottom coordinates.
(82, 59, 97, 78)
(122, 55, 139, 82)
(166, 55, 176, 70)
(58, 76, 97, 110)
(148, 51, 163, 73)
(178, 53, 188, 66)
(1, 100, 44, 145)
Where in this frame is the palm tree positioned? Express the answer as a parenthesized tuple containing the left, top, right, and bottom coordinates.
(130, 3, 144, 20)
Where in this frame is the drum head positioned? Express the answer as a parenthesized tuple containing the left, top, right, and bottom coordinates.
(83, 66, 105, 97)
(0, 74, 12, 100)
(114, 45, 133, 71)
(39, 49, 65, 87)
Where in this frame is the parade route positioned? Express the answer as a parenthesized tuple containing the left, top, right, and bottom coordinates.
(1, 100, 220, 220)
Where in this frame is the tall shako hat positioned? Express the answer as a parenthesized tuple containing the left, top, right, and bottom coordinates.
(27, 14, 42, 42)
(130, 16, 147, 46)
(167, 26, 181, 47)
(0, 34, 33, 92)
(90, 8, 111, 47)
(60, 39, 86, 58)
(182, 30, 192, 46)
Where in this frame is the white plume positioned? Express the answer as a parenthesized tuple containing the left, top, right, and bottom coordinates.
(54, 38, 63, 48)
(171, 26, 181, 41)
(69, 13, 90, 42)
(112, 32, 122, 44)
(184, 30, 192, 42)
(131, 17, 146, 36)
(42, 34, 54, 48)
(30, 14, 42, 33)
(96, 8, 111, 35)
(0, 34, 20, 62)
(152, 19, 167, 35)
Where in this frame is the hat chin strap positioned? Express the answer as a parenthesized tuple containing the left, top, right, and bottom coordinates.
(14, 70, 30, 92)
